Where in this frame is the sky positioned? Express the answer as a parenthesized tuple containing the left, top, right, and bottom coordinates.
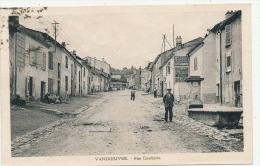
(19, 5, 244, 69)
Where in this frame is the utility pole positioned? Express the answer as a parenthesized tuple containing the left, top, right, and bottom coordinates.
(52, 20, 59, 52)
(163, 34, 166, 52)
(173, 24, 175, 47)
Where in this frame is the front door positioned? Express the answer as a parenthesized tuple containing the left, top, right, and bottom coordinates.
(41, 81, 46, 101)
(57, 80, 61, 96)
(234, 81, 241, 107)
(29, 77, 33, 97)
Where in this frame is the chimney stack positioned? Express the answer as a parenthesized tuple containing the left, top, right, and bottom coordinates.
(61, 42, 66, 48)
(9, 16, 19, 26)
(176, 36, 182, 47)
(225, 10, 235, 19)
(72, 50, 76, 57)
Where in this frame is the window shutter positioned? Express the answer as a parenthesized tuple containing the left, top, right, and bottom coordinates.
(42, 52, 46, 70)
(37, 52, 42, 67)
(25, 77, 28, 97)
(225, 24, 232, 45)
(29, 45, 36, 65)
(225, 84, 229, 102)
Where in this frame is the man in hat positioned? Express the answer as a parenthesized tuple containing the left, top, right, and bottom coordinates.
(131, 87, 136, 101)
(163, 88, 174, 123)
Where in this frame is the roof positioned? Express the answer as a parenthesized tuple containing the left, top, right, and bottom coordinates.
(186, 42, 204, 58)
(210, 10, 241, 32)
(13, 24, 51, 48)
(23, 26, 82, 66)
(186, 10, 242, 58)
(157, 37, 204, 69)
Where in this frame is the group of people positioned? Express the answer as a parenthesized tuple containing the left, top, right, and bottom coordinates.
(130, 86, 174, 123)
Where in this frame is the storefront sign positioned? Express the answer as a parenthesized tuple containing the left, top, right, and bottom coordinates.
(175, 67, 188, 82)
(174, 56, 189, 66)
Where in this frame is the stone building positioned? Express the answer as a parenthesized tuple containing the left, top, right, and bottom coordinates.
(187, 32, 217, 104)
(9, 16, 112, 103)
(83, 56, 111, 92)
(9, 16, 51, 101)
(215, 10, 242, 107)
(152, 37, 203, 99)
(141, 62, 152, 92)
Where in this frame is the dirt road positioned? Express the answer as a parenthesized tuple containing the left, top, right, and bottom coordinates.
(14, 90, 242, 157)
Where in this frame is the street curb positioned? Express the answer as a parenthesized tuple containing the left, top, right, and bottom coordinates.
(40, 108, 63, 115)
(71, 106, 90, 115)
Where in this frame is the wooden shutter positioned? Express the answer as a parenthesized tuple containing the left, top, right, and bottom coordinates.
(225, 24, 232, 45)
(29, 45, 36, 65)
(25, 77, 28, 97)
(42, 52, 46, 70)
(37, 52, 42, 67)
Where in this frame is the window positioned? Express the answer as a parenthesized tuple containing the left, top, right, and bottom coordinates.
(88, 76, 91, 84)
(29, 76, 33, 96)
(65, 76, 68, 91)
(225, 24, 232, 46)
(168, 62, 171, 74)
(65, 56, 68, 68)
(194, 57, 198, 71)
(83, 81, 85, 90)
(42, 52, 46, 70)
(58, 63, 61, 79)
(226, 52, 232, 72)
(84, 68, 85, 77)
(48, 52, 53, 70)
(75, 65, 77, 75)
(48, 78, 53, 93)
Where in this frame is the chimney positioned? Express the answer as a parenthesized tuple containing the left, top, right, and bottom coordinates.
(102, 58, 104, 62)
(225, 10, 235, 19)
(176, 36, 182, 47)
(73, 50, 76, 55)
(61, 42, 66, 48)
(9, 16, 19, 26)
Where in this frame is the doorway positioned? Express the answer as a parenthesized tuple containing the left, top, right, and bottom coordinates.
(29, 77, 33, 96)
(234, 81, 241, 107)
(41, 81, 46, 101)
(57, 80, 61, 96)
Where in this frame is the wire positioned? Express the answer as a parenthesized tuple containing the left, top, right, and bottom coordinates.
(165, 37, 172, 48)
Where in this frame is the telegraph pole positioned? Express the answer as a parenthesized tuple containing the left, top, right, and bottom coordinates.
(52, 20, 59, 52)
(173, 24, 175, 47)
(163, 34, 166, 52)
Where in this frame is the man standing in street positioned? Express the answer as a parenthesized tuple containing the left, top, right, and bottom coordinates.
(163, 88, 174, 123)
(131, 87, 136, 101)
(154, 86, 158, 98)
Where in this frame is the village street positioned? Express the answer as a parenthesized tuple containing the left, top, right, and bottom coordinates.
(12, 90, 243, 157)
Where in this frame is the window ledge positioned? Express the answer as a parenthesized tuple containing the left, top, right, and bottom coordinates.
(225, 43, 231, 48)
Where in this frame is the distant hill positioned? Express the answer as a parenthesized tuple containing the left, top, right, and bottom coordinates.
(111, 66, 137, 75)
(111, 66, 139, 83)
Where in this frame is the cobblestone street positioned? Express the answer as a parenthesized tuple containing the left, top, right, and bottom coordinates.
(12, 90, 243, 157)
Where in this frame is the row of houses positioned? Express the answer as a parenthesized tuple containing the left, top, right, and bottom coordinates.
(9, 16, 111, 102)
(141, 10, 242, 107)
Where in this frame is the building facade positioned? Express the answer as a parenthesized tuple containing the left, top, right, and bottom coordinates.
(9, 16, 112, 104)
(218, 11, 242, 107)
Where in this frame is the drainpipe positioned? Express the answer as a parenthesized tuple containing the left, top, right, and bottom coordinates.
(14, 31, 17, 97)
(219, 30, 223, 104)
